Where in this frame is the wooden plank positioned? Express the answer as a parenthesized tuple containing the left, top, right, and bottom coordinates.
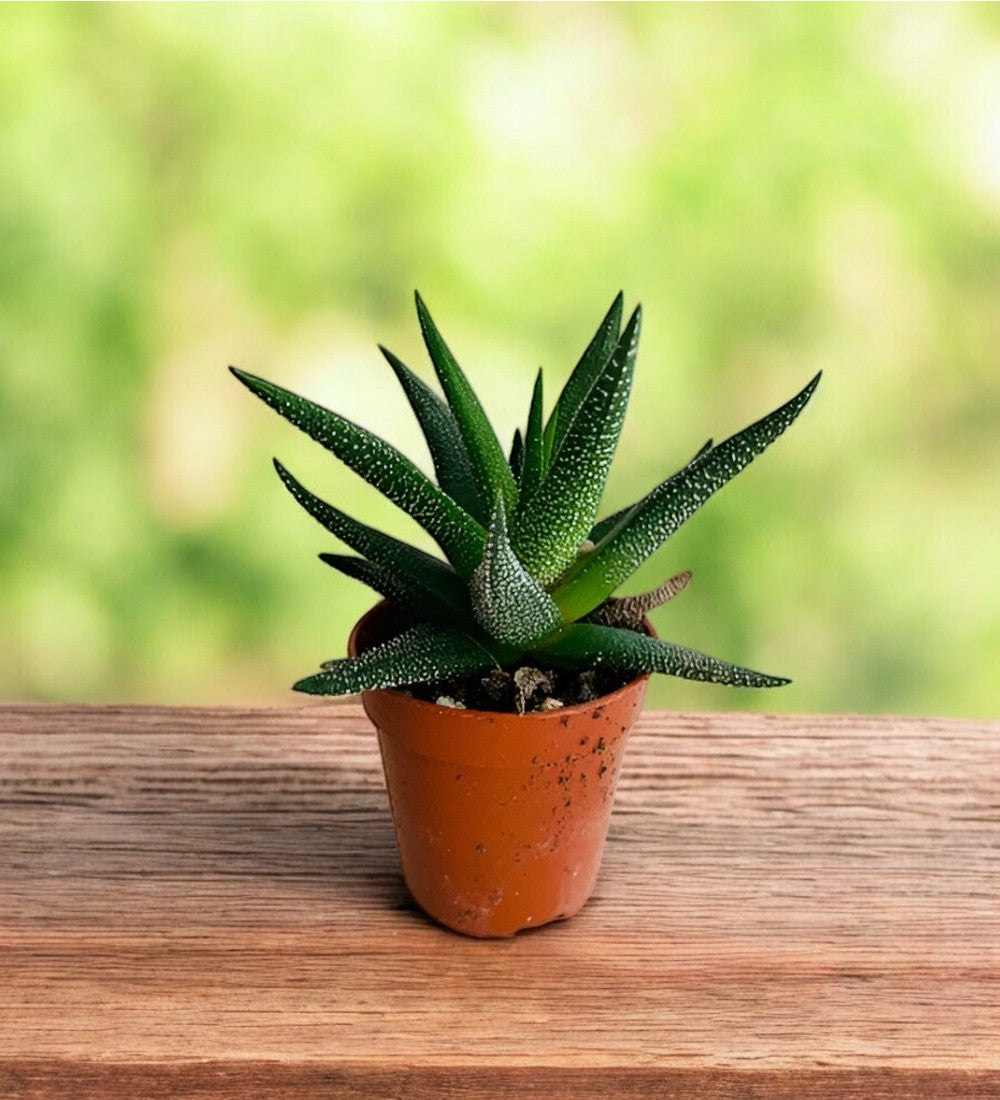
(1, 704, 999, 1097)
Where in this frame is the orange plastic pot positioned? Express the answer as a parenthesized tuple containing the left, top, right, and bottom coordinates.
(350, 602, 649, 938)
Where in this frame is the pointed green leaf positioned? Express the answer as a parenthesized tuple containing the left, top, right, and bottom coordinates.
(470, 496, 564, 648)
(379, 345, 485, 522)
(294, 622, 498, 696)
(518, 369, 546, 501)
(541, 404, 558, 472)
(538, 623, 790, 688)
(589, 439, 713, 543)
(690, 437, 715, 462)
(513, 306, 641, 584)
(274, 460, 469, 617)
(508, 427, 524, 481)
(545, 292, 623, 463)
(318, 553, 427, 617)
(230, 366, 485, 576)
(554, 373, 820, 620)
(414, 293, 518, 514)
(588, 501, 638, 547)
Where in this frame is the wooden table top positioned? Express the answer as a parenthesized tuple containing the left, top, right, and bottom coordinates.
(2, 703, 999, 1098)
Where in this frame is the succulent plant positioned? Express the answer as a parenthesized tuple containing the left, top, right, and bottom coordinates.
(231, 293, 819, 702)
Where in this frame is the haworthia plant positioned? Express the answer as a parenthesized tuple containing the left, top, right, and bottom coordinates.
(232, 293, 819, 700)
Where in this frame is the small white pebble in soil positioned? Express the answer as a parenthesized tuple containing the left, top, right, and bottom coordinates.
(435, 695, 466, 709)
(538, 697, 565, 711)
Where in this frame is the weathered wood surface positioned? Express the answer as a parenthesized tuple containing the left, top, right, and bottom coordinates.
(1, 704, 999, 1098)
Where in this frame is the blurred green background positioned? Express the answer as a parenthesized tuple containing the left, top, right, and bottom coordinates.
(1, 2, 997, 716)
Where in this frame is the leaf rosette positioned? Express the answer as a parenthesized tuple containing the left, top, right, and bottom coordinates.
(232, 294, 819, 701)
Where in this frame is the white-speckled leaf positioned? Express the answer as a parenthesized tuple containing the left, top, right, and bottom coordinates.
(518, 369, 546, 501)
(414, 293, 518, 515)
(230, 367, 485, 576)
(274, 460, 469, 617)
(293, 623, 497, 696)
(545, 292, 623, 463)
(470, 497, 564, 648)
(588, 439, 713, 544)
(513, 306, 641, 584)
(318, 553, 429, 618)
(538, 623, 790, 688)
(379, 345, 486, 522)
(554, 373, 821, 621)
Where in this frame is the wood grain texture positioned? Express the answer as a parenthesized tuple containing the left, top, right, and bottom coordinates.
(1, 703, 999, 1098)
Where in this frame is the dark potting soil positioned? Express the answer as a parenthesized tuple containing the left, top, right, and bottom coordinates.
(404, 663, 636, 715)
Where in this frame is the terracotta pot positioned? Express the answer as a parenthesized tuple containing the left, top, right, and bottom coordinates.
(350, 601, 649, 938)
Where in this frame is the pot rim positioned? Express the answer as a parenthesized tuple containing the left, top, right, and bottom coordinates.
(348, 600, 652, 722)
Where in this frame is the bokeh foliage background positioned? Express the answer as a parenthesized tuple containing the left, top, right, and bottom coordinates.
(1, 2, 997, 715)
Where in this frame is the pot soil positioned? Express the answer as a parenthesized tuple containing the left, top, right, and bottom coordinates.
(350, 601, 650, 938)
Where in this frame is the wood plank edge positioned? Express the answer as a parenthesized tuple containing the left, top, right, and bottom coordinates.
(3, 1062, 999, 1099)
